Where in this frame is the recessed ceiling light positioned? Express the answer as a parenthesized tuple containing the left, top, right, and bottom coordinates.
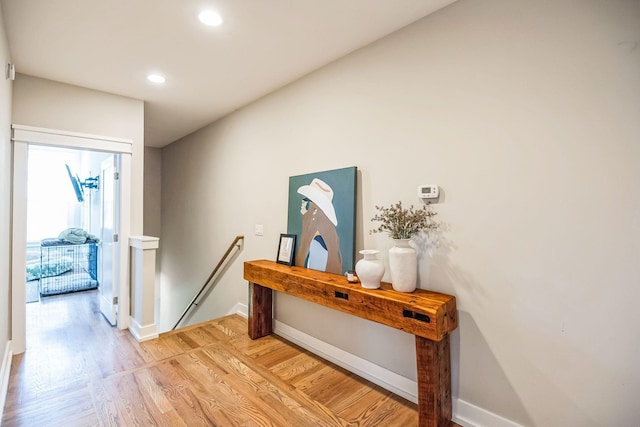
(199, 10, 223, 26)
(147, 74, 166, 84)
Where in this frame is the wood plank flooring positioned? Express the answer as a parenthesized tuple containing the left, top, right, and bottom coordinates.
(2, 290, 459, 426)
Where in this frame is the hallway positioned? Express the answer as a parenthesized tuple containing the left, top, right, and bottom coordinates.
(2, 291, 425, 426)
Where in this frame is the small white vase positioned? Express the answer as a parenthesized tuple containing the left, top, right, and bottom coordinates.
(388, 239, 417, 292)
(355, 250, 385, 289)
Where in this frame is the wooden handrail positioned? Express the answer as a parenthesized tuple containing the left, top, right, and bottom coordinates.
(172, 235, 244, 330)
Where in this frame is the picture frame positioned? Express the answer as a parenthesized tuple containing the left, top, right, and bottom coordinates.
(287, 166, 357, 275)
(276, 233, 296, 266)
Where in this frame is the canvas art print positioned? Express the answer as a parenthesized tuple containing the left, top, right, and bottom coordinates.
(287, 166, 357, 275)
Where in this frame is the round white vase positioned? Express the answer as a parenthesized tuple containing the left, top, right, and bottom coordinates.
(388, 239, 417, 292)
(355, 250, 385, 289)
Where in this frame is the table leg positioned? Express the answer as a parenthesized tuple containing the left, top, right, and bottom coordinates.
(415, 334, 452, 427)
(248, 282, 273, 339)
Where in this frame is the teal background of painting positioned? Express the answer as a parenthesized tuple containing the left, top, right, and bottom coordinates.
(287, 166, 357, 273)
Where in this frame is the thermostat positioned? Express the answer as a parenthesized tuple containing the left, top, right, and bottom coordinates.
(417, 185, 439, 199)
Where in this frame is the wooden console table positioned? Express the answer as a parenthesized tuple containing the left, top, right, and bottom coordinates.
(244, 260, 458, 427)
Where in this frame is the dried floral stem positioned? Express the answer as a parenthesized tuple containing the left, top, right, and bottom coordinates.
(370, 201, 438, 240)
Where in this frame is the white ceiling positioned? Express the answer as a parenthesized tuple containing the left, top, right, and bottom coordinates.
(1, 0, 456, 147)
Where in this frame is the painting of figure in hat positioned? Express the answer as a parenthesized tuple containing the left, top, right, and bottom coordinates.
(287, 167, 357, 275)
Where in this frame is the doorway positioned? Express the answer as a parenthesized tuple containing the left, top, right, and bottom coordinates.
(11, 125, 133, 354)
(25, 146, 116, 322)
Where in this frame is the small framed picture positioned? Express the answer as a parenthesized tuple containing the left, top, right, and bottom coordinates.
(276, 233, 296, 266)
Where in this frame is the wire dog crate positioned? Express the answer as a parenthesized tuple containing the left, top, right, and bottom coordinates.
(39, 242, 99, 296)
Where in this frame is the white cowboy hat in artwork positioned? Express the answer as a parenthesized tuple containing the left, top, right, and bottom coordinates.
(297, 178, 338, 226)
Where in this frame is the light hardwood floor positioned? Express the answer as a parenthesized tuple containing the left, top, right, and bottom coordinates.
(2, 290, 458, 426)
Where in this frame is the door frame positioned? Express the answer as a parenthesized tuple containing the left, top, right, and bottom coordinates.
(11, 124, 133, 354)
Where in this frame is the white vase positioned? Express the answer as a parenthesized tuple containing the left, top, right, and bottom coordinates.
(388, 239, 417, 292)
(355, 250, 385, 289)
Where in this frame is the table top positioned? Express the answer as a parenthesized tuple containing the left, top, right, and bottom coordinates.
(244, 260, 458, 341)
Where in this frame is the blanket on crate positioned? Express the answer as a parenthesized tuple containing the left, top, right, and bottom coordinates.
(58, 228, 99, 245)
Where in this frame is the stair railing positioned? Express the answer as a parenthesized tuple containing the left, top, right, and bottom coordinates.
(172, 235, 244, 330)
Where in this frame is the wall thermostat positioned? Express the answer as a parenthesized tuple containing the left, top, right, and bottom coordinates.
(417, 185, 439, 199)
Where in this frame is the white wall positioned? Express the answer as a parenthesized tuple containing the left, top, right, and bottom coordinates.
(81, 149, 112, 238)
(160, 0, 640, 425)
(12, 74, 145, 234)
(0, 1, 13, 360)
(143, 147, 162, 237)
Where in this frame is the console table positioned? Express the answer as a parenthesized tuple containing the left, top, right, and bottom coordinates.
(244, 260, 458, 427)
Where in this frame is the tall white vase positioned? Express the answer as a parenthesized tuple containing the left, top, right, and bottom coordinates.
(388, 239, 417, 292)
(355, 250, 385, 289)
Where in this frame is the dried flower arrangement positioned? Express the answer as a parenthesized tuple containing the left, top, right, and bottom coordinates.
(370, 201, 438, 240)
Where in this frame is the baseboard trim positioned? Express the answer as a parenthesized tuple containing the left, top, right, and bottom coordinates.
(229, 302, 248, 318)
(128, 317, 158, 342)
(232, 303, 521, 427)
(453, 398, 524, 427)
(0, 340, 12, 422)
